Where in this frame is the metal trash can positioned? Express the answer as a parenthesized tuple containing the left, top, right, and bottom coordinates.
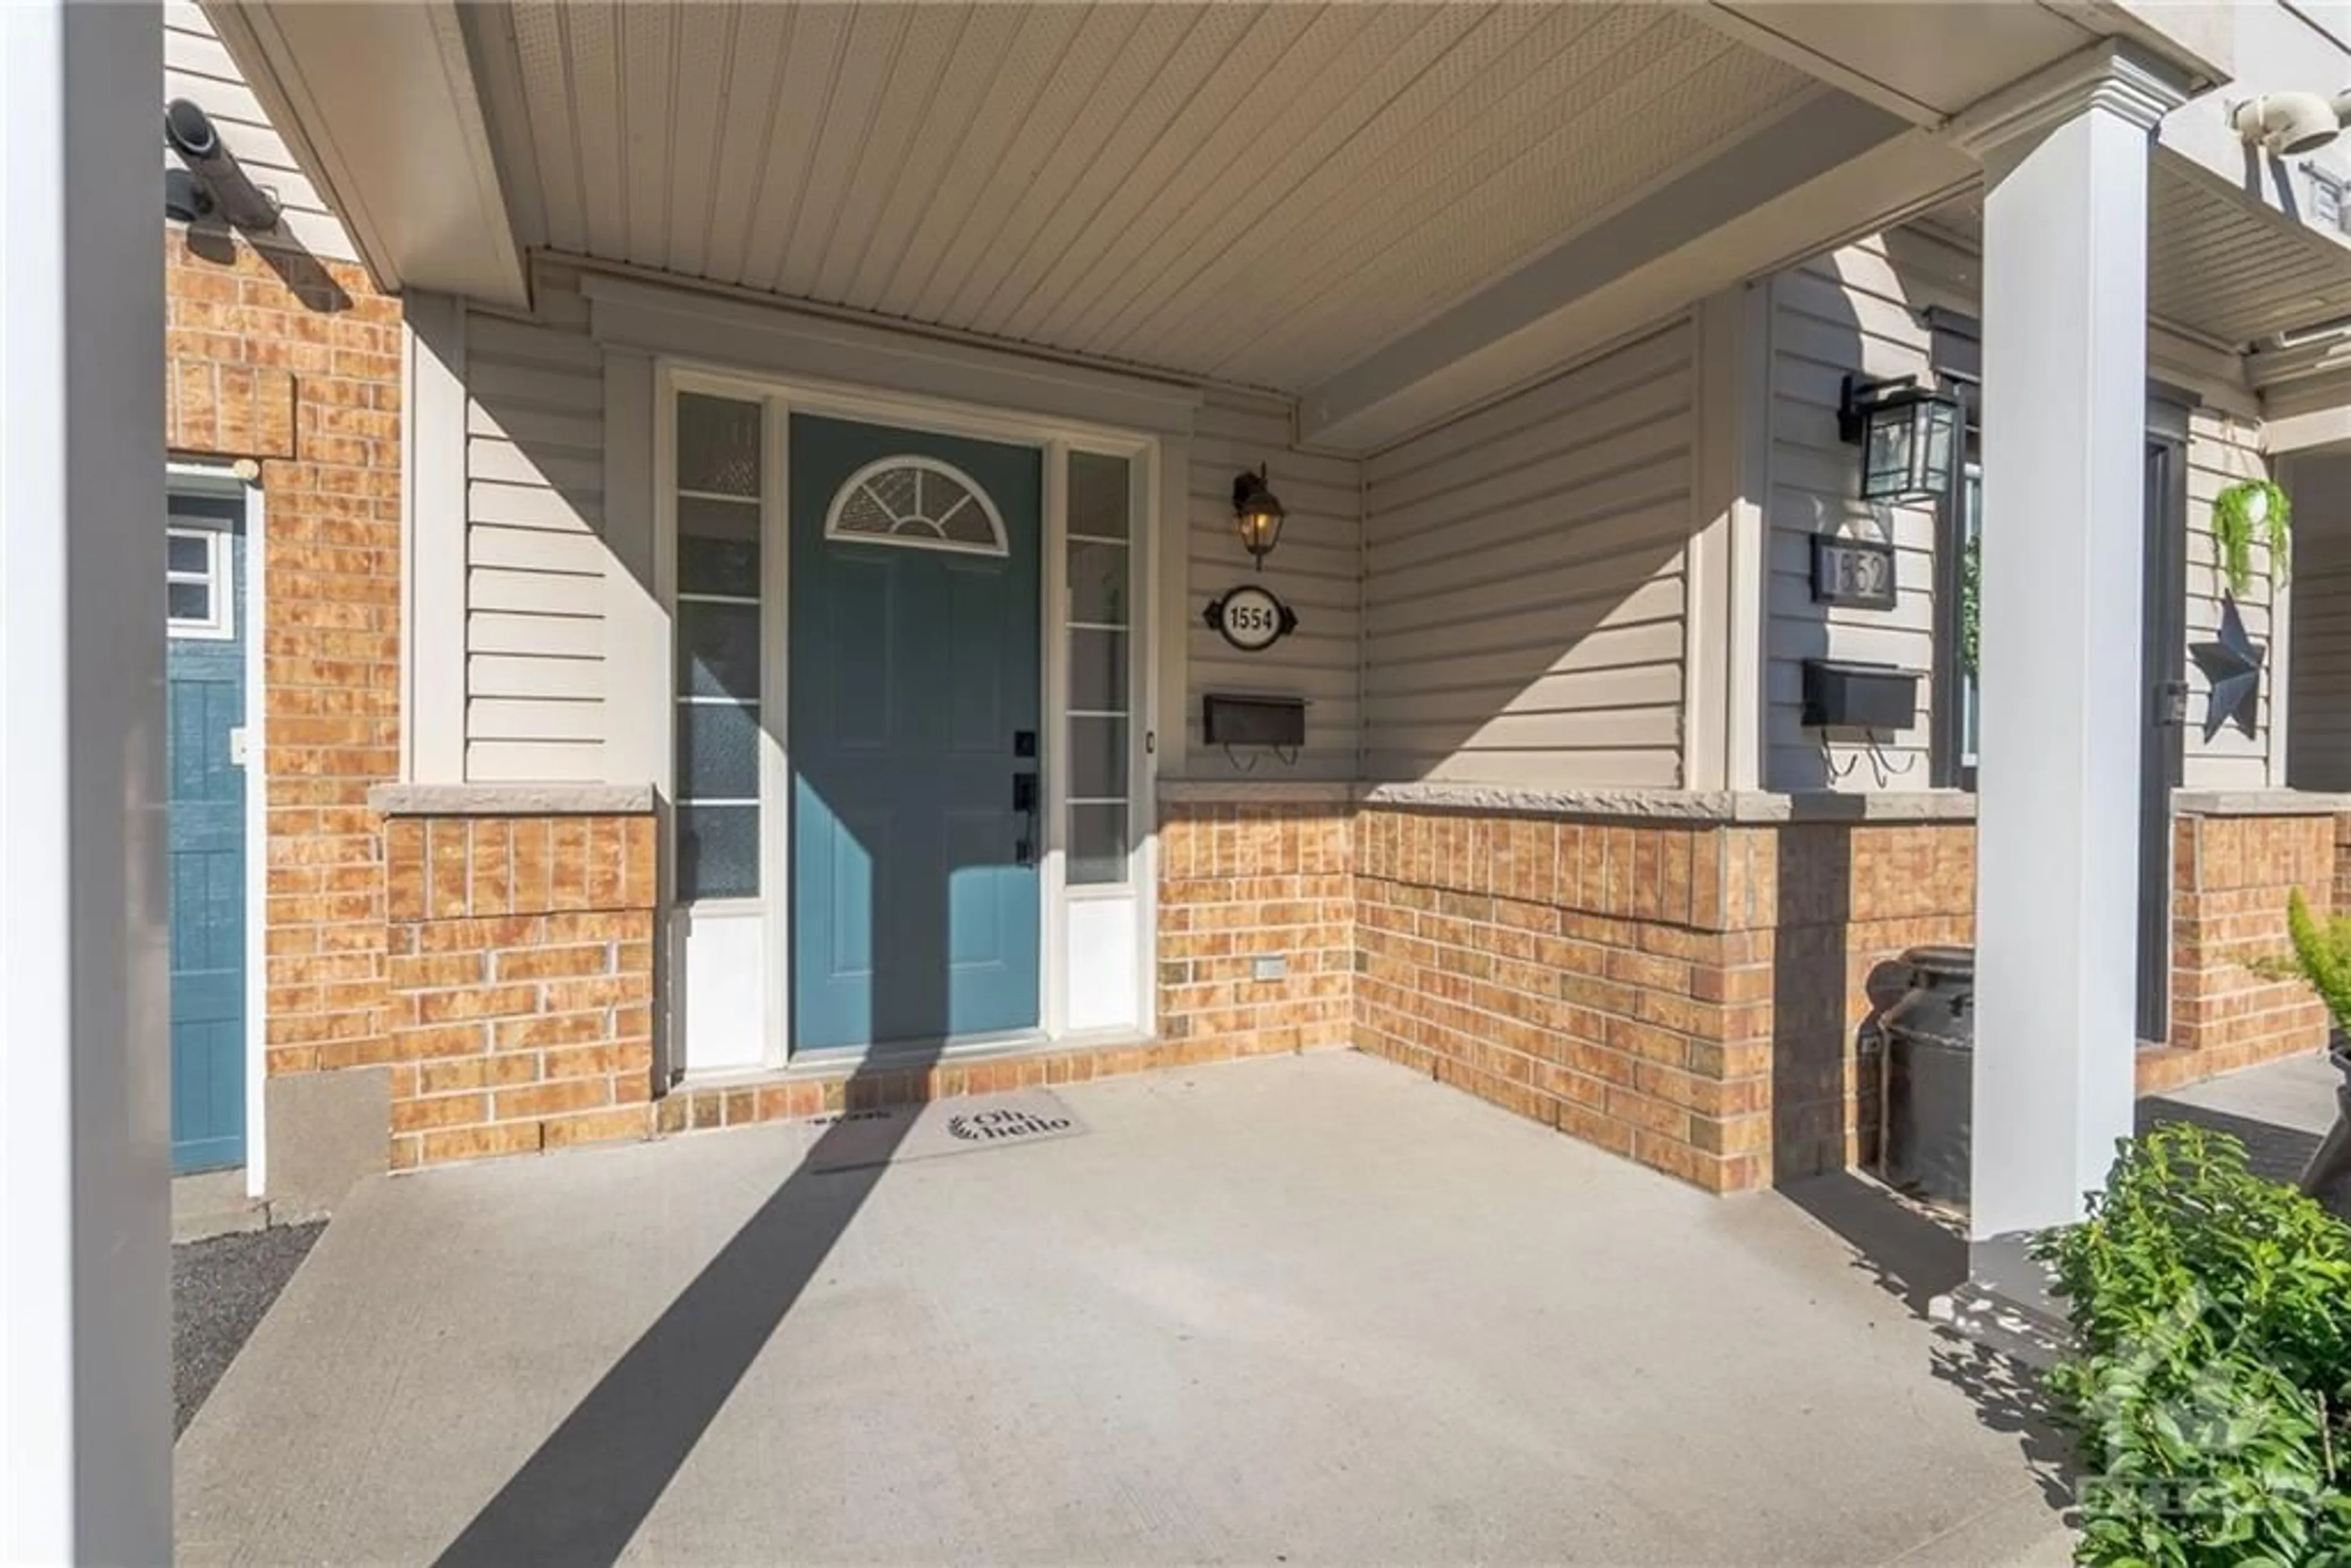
(2300, 1043, 2351, 1220)
(1879, 944, 1974, 1208)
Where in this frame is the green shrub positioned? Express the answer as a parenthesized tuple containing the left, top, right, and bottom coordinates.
(2033, 1123, 2351, 1566)
(2263, 888, 2351, 1037)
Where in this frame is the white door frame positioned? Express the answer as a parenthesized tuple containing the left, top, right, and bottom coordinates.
(165, 459, 268, 1195)
(655, 361, 1161, 1073)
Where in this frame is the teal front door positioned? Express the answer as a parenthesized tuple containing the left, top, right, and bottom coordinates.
(790, 415, 1042, 1052)
(165, 495, 249, 1172)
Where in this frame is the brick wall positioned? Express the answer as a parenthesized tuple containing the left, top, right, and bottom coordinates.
(1351, 803, 2329, 1193)
(2161, 813, 2333, 1077)
(383, 814, 659, 1166)
(1157, 800, 1354, 1060)
(165, 230, 402, 1081)
(1354, 809, 1774, 1192)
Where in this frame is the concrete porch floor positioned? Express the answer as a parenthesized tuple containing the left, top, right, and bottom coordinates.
(177, 1051, 2079, 1566)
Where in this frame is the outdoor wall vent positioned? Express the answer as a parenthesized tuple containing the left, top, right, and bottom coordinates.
(2230, 91, 2351, 157)
(164, 98, 282, 232)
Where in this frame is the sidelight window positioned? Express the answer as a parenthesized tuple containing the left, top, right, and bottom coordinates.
(1065, 449, 1133, 886)
(673, 392, 765, 902)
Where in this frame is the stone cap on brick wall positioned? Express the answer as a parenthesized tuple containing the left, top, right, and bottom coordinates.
(1157, 780, 1354, 805)
(2172, 789, 2351, 818)
(1354, 782, 1980, 824)
(369, 783, 656, 817)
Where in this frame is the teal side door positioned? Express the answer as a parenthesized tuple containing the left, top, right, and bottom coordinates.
(789, 415, 1042, 1052)
(166, 496, 249, 1172)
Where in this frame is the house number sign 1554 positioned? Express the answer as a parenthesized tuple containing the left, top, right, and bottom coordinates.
(1203, 583, 1299, 652)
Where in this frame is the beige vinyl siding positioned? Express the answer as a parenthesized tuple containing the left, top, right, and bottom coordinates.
(1360, 321, 1693, 789)
(1183, 391, 1363, 780)
(2289, 460, 2351, 789)
(165, 2, 356, 264)
(2182, 409, 2277, 789)
(463, 276, 609, 781)
(1762, 238, 1965, 792)
(1760, 230, 2279, 792)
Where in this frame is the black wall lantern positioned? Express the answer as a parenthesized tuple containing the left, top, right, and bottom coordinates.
(1838, 374, 1959, 503)
(1232, 466, 1286, 569)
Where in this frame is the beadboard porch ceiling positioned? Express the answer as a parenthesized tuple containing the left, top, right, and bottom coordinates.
(214, 0, 2232, 446)
(462, 2, 1811, 392)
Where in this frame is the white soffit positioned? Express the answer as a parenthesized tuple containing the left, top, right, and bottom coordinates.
(1925, 156, 2351, 350)
(469, 2, 1813, 393)
(211, 0, 525, 307)
(1704, 1, 2103, 123)
(2147, 162, 2351, 348)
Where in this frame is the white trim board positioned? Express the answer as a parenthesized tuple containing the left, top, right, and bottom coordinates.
(589, 272, 1202, 440)
(403, 292, 468, 782)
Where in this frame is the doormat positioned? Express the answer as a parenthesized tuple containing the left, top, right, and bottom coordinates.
(803, 1089, 1086, 1172)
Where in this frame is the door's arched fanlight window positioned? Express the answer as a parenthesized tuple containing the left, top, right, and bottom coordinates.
(823, 456, 1007, 557)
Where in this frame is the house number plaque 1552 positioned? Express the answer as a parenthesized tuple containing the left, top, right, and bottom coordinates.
(1810, 536, 1897, 610)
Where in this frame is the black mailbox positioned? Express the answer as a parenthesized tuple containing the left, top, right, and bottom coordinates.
(1801, 659, 1921, 730)
(1203, 694, 1305, 748)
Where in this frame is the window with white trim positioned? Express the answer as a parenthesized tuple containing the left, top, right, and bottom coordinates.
(673, 392, 765, 902)
(1065, 449, 1133, 885)
(824, 456, 1007, 555)
(165, 524, 233, 639)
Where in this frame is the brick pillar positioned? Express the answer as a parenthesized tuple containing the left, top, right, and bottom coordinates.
(1157, 797, 1354, 1059)
(381, 814, 659, 1166)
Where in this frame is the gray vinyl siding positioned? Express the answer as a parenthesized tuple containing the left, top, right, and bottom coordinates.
(1763, 241, 1954, 791)
(1360, 321, 1694, 790)
(165, 2, 356, 264)
(2289, 454, 2351, 790)
(2182, 409, 2277, 789)
(457, 290, 1362, 787)
(1183, 391, 1363, 781)
(463, 274, 609, 781)
(1762, 230, 2279, 791)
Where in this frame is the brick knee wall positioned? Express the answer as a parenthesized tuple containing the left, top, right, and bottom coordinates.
(2160, 814, 2333, 1079)
(347, 795, 2331, 1181)
(383, 815, 659, 1166)
(1353, 809, 1775, 1193)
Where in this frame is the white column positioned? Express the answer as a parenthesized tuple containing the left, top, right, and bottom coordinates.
(1962, 45, 2188, 1307)
(0, 2, 173, 1561)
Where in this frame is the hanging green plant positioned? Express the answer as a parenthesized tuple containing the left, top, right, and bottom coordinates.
(2210, 478, 2292, 597)
(1959, 533, 1981, 677)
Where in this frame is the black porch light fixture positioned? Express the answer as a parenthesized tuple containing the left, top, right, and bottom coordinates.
(1838, 374, 1960, 503)
(1232, 466, 1287, 570)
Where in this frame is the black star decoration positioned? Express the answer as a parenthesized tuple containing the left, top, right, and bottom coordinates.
(2191, 593, 2265, 742)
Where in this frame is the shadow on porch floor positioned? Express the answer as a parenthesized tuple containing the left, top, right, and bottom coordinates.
(177, 1051, 2074, 1566)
